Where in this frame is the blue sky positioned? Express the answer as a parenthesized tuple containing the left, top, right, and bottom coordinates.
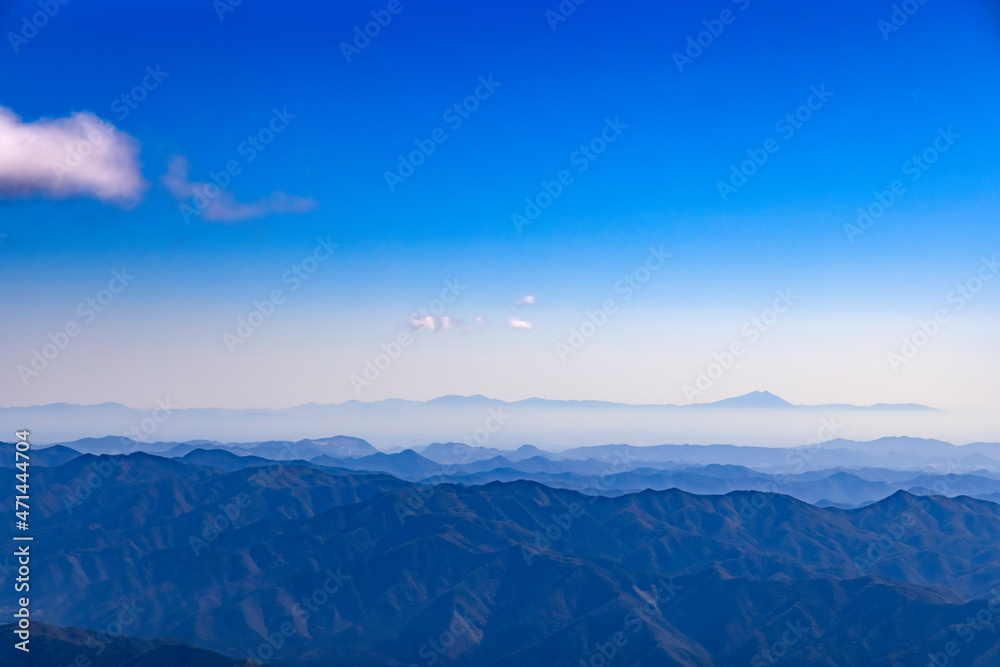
(0, 0, 998, 411)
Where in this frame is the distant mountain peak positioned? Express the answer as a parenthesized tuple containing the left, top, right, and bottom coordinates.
(702, 391, 794, 408)
(427, 394, 494, 405)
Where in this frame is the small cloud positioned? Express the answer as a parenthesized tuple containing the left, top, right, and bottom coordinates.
(506, 317, 534, 330)
(474, 316, 485, 324)
(409, 315, 458, 331)
(0, 106, 145, 206)
(162, 155, 318, 223)
(516, 295, 536, 306)
(409, 316, 438, 331)
(408, 315, 482, 332)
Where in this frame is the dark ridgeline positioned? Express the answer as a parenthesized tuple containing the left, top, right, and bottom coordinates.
(0, 623, 267, 666)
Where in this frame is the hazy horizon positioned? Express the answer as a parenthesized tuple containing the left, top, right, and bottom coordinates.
(0, 388, 947, 410)
(2, 0, 999, 418)
(4, 389, 996, 449)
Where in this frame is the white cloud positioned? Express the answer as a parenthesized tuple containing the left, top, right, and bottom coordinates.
(0, 106, 145, 205)
(407, 315, 483, 332)
(516, 295, 537, 306)
(409, 316, 438, 331)
(506, 317, 534, 330)
(162, 155, 318, 222)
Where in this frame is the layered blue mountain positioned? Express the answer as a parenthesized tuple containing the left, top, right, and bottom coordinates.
(2, 451, 1000, 665)
(0, 391, 958, 448)
(26, 433, 1000, 507)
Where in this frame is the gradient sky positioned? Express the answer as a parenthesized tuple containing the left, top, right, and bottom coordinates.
(0, 0, 998, 411)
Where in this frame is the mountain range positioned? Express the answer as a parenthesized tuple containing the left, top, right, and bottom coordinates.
(3, 391, 985, 448)
(25, 433, 1000, 508)
(3, 448, 1000, 665)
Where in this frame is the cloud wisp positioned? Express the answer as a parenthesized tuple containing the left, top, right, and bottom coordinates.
(162, 155, 318, 223)
(410, 315, 457, 331)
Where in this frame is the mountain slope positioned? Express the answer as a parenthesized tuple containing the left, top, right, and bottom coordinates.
(0, 623, 264, 667)
(6, 454, 1000, 665)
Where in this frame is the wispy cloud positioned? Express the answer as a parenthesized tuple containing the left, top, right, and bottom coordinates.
(162, 155, 318, 222)
(409, 316, 437, 331)
(408, 315, 488, 332)
(506, 317, 534, 330)
(516, 295, 537, 306)
(0, 106, 145, 206)
(410, 315, 462, 331)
